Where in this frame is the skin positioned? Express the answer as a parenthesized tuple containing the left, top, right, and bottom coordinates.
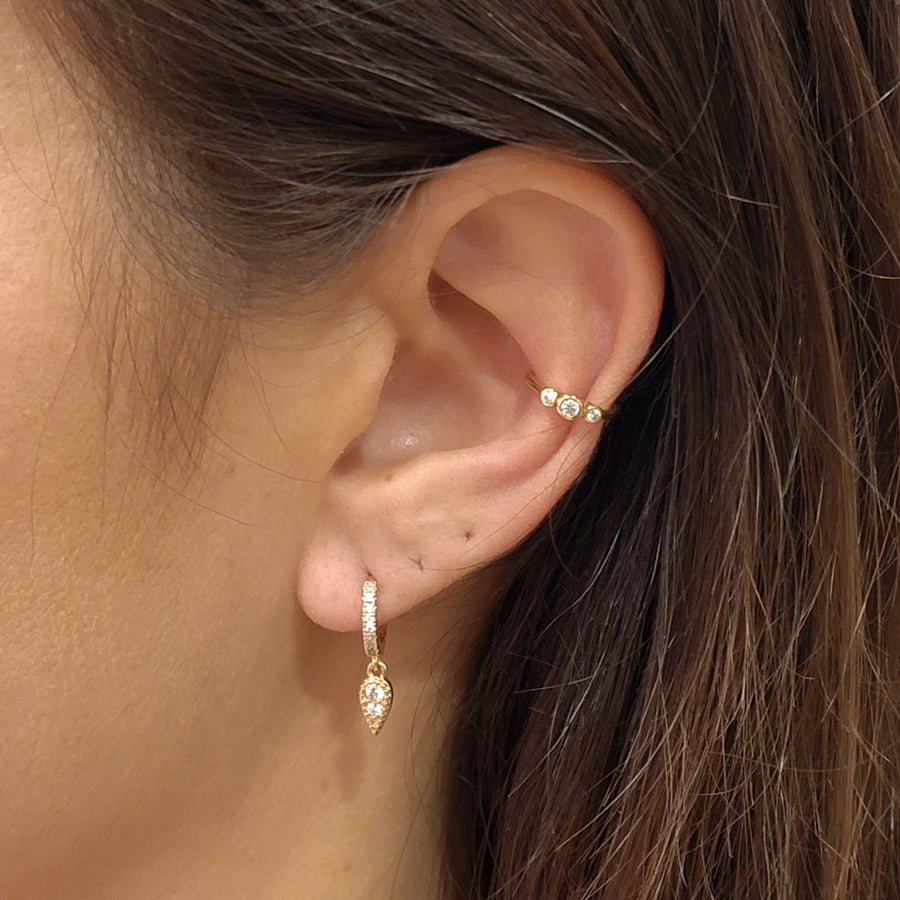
(0, 4, 664, 897)
(1, 8, 445, 896)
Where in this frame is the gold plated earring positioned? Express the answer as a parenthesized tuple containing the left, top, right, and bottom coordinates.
(527, 372, 610, 424)
(359, 578, 393, 734)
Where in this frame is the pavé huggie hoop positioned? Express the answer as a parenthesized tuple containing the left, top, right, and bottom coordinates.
(526, 372, 610, 424)
(359, 579, 393, 735)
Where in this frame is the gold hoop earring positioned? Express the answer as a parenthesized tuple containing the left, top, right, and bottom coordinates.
(359, 578, 393, 735)
(526, 372, 610, 424)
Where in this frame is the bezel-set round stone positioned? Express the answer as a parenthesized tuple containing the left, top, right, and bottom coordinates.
(540, 387, 559, 407)
(531, 375, 607, 426)
(556, 395, 583, 420)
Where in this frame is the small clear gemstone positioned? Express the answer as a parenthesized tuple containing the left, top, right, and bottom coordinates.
(557, 396, 582, 420)
(584, 405, 603, 424)
(364, 682, 386, 702)
(366, 702, 384, 717)
(540, 387, 559, 407)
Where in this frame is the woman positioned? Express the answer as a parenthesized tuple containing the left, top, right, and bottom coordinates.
(2, 1, 898, 897)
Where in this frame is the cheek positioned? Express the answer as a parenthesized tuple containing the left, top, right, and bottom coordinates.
(0, 295, 315, 893)
(0, 12, 350, 893)
(0, 0, 112, 595)
(0, 75, 178, 884)
(0, 29, 304, 889)
(0, 198, 308, 889)
(0, 187, 325, 892)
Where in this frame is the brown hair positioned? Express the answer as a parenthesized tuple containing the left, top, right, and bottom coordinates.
(32, 1, 900, 896)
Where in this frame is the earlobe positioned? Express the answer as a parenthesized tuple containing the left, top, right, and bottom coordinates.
(296, 147, 664, 633)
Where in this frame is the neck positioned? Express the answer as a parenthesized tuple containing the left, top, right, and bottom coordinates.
(103, 596, 474, 899)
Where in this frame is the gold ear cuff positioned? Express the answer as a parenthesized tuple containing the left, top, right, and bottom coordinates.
(526, 372, 610, 424)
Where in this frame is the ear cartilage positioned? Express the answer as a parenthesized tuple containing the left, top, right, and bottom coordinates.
(360, 578, 393, 735)
(526, 372, 609, 424)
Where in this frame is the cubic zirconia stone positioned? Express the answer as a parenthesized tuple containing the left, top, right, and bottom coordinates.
(540, 388, 559, 407)
(366, 702, 384, 717)
(365, 682, 386, 702)
(557, 396, 582, 419)
(584, 405, 603, 424)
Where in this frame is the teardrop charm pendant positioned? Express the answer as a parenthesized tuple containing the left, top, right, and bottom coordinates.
(359, 662, 393, 735)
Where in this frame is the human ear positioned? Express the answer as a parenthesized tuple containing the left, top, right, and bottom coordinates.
(296, 146, 664, 631)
